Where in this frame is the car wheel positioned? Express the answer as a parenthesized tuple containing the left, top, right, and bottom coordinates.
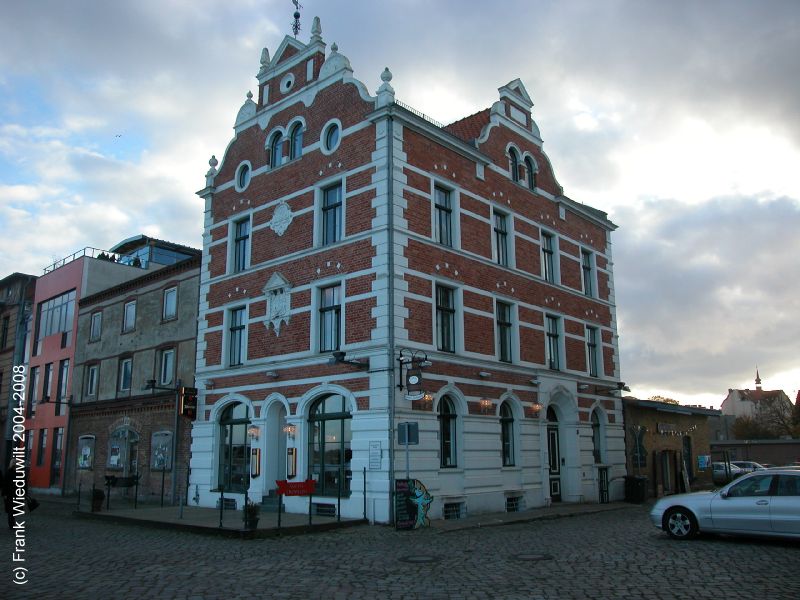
(664, 507, 698, 540)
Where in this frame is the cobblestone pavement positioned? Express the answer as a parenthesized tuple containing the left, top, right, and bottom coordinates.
(2, 500, 798, 600)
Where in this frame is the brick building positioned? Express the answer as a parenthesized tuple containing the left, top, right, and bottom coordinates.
(189, 17, 626, 522)
(65, 239, 200, 503)
(0, 272, 36, 466)
(623, 397, 720, 497)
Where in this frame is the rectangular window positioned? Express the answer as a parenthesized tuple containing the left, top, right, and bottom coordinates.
(163, 287, 177, 320)
(159, 348, 175, 386)
(436, 285, 456, 352)
(581, 250, 595, 297)
(119, 358, 132, 391)
(90, 312, 102, 341)
(50, 427, 63, 485)
(233, 219, 250, 272)
(434, 187, 453, 247)
(35, 289, 76, 353)
(228, 308, 246, 366)
(1, 315, 8, 348)
(86, 364, 98, 398)
(541, 232, 556, 283)
(36, 429, 47, 467)
(27, 366, 39, 417)
(494, 211, 509, 267)
(586, 326, 599, 377)
(43, 363, 53, 401)
(122, 300, 136, 332)
(25, 430, 34, 466)
(55, 359, 69, 416)
(546, 315, 561, 370)
(319, 285, 341, 352)
(321, 183, 343, 245)
(496, 301, 513, 363)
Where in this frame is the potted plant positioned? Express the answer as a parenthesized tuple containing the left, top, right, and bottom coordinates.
(242, 500, 260, 530)
(91, 488, 105, 512)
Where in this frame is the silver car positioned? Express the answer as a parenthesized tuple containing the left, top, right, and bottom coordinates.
(732, 461, 766, 473)
(650, 469, 800, 540)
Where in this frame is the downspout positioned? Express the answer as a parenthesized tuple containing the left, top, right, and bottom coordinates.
(387, 114, 396, 525)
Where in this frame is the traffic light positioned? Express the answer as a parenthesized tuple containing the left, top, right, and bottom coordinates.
(180, 386, 198, 419)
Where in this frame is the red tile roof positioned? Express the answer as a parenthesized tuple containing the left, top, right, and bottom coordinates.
(443, 108, 490, 144)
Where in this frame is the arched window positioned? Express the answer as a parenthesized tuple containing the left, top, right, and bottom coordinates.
(289, 123, 303, 160)
(269, 132, 284, 168)
(509, 148, 520, 182)
(525, 156, 536, 190)
(218, 402, 251, 493)
(500, 401, 514, 466)
(308, 394, 351, 496)
(108, 427, 139, 475)
(591, 410, 603, 464)
(438, 395, 458, 468)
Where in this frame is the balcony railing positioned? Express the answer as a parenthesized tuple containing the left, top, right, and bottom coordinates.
(43, 247, 147, 274)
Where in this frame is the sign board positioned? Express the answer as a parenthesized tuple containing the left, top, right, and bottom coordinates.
(394, 478, 433, 530)
(397, 422, 419, 446)
(276, 479, 316, 496)
(369, 441, 382, 470)
(697, 455, 710, 470)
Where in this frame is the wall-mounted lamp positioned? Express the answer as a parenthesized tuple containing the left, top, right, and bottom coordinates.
(531, 400, 542, 414)
(578, 384, 590, 392)
(266, 371, 279, 379)
(330, 350, 370, 369)
(247, 425, 261, 440)
(206, 379, 215, 390)
(529, 377, 540, 386)
(479, 398, 494, 414)
(282, 423, 296, 440)
(478, 371, 491, 379)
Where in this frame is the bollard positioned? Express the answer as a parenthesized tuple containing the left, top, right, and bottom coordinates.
(219, 487, 224, 528)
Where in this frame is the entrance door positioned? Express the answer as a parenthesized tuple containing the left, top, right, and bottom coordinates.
(547, 407, 561, 502)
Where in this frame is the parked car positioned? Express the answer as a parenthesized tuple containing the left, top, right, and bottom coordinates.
(732, 461, 766, 473)
(650, 469, 800, 540)
(711, 462, 744, 485)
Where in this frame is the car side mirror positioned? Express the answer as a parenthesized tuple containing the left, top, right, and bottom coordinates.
(719, 490, 728, 499)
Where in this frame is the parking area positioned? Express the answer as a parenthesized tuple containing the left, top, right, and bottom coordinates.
(2, 499, 798, 599)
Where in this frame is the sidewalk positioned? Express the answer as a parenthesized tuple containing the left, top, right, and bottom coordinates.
(42, 494, 644, 537)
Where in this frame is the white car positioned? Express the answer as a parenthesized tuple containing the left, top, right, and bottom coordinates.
(711, 461, 744, 485)
(650, 469, 800, 540)
(732, 461, 766, 473)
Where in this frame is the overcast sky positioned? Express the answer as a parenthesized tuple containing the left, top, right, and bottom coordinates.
(2, 0, 798, 408)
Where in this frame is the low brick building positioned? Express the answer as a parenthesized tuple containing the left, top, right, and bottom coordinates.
(65, 238, 200, 504)
(623, 397, 720, 497)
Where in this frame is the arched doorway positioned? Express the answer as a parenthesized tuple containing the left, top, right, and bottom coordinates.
(547, 406, 561, 502)
(218, 402, 251, 493)
(108, 427, 139, 477)
(307, 394, 351, 497)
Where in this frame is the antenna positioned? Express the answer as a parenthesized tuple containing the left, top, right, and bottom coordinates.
(291, 0, 302, 38)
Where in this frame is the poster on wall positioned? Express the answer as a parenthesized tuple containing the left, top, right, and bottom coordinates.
(150, 431, 173, 471)
(697, 455, 710, 470)
(77, 436, 95, 469)
(109, 445, 121, 467)
(394, 479, 433, 530)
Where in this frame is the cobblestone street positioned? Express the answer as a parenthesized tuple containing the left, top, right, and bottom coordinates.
(2, 500, 798, 599)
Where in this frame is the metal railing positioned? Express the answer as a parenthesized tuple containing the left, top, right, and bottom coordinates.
(393, 99, 445, 129)
(43, 247, 148, 274)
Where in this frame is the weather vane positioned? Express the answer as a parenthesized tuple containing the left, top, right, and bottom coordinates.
(291, 1, 302, 38)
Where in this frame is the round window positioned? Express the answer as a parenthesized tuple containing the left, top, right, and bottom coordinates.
(236, 163, 251, 191)
(324, 123, 340, 152)
(280, 73, 295, 93)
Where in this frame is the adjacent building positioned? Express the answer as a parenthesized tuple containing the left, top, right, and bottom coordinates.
(23, 237, 197, 493)
(622, 397, 720, 497)
(721, 370, 793, 422)
(65, 243, 200, 502)
(189, 17, 626, 523)
(0, 272, 37, 466)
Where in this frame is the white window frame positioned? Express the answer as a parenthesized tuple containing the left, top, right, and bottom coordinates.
(122, 301, 136, 333)
(226, 306, 248, 367)
(234, 160, 252, 192)
(432, 183, 459, 249)
(320, 118, 342, 155)
(159, 348, 176, 386)
(495, 299, 516, 363)
(545, 315, 563, 371)
(86, 364, 99, 398)
(229, 215, 252, 274)
(163, 287, 178, 321)
(586, 325, 600, 377)
(314, 177, 346, 248)
(320, 181, 343, 247)
(311, 280, 345, 354)
(492, 207, 513, 268)
(118, 357, 133, 392)
(90, 312, 102, 341)
(434, 283, 461, 353)
(581, 249, 596, 297)
(540, 231, 559, 284)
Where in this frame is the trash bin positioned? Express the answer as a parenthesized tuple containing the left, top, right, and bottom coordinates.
(624, 475, 648, 503)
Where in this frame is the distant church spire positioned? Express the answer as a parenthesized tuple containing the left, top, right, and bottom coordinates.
(755, 368, 762, 389)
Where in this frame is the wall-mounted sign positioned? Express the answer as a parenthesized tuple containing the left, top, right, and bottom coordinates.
(250, 447, 261, 478)
(397, 422, 419, 446)
(286, 447, 297, 479)
(276, 479, 316, 496)
(150, 431, 173, 471)
(369, 441, 382, 470)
